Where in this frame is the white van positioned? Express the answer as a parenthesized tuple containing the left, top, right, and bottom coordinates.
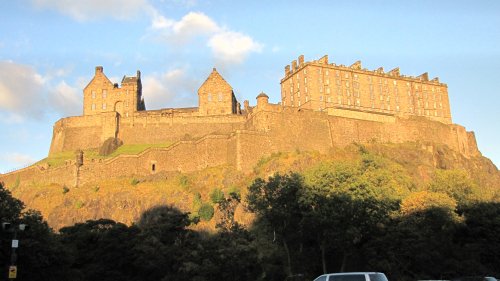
(313, 272, 389, 281)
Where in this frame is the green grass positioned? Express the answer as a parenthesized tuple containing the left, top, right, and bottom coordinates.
(108, 142, 172, 157)
(38, 142, 173, 168)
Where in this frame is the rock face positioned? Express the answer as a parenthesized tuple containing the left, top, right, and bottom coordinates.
(99, 138, 123, 156)
(3, 143, 499, 231)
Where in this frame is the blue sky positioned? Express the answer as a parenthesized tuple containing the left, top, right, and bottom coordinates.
(1, 0, 499, 173)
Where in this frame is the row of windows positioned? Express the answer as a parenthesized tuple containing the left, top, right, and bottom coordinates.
(91, 89, 131, 99)
(206, 93, 225, 102)
(90, 102, 130, 110)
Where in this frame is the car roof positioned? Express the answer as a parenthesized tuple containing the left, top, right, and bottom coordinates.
(321, 273, 384, 276)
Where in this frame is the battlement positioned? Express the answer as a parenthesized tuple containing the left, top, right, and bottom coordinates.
(283, 55, 444, 85)
(280, 55, 452, 124)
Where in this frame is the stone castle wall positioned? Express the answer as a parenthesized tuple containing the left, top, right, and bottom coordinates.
(3, 106, 480, 189)
(49, 110, 247, 154)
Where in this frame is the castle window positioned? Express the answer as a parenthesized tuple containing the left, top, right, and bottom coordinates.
(297, 83, 300, 89)
(356, 98, 360, 106)
(320, 86, 323, 93)
(208, 93, 212, 102)
(305, 96, 308, 102)
(320, 95, 323, 101)
(218, 93, 223, 102)
(396, 105, 400, 111)
(151, 164, 156, 172)
(305, 87, 308, 93)
(298, 101, 301, 106)
(326, 87, 330, 94)
(354, 74, 358, 80)
(336, 79, 341, 86)
(91, 103, 96, 110)
(92, 91, 96, 99)
(347, 99, 351, 106)
(393, 80, 397, 85)
(304, 78, 307, 84)
(102, 90, 107, 98)
(345, 81, 350, 88)
(328, 97, 331, 103)
(125, 101, 129, 108)
(102, 103, 107, 110)
(344, 73, 349, 79)
(337, 96, 342, 104)
(326, 78, 329, 85)
(304, 69, 307, 75)
(325, 70, 329, 76)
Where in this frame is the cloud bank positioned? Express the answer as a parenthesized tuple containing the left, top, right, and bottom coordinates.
(0, 61, 81, 122)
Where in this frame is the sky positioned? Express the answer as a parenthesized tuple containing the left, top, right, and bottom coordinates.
(0, 0, 499, 173)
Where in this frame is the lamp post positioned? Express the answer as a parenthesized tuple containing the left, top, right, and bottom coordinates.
(2, 222, 27, 280)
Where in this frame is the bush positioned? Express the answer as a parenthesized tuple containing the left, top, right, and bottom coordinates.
(210, 188, 225, 204)
(198, 203, 214, 221)
(75, 200, 84, 209)
(131, 178, 140, 186)
(62, 186, 70, 194)
(179, 175, 189, 189)
(192, 192, 203, 210)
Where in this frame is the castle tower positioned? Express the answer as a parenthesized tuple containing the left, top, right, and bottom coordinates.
(198, 68, 238, 116)
(83, 66, 145, 117)
(256, 92, 269, 109)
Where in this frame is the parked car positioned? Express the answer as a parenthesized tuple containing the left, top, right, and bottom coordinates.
(313, 272, 389, 281)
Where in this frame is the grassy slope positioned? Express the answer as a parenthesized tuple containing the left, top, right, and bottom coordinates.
(37, 142, 173, 168)
(8, 142, 500, 232)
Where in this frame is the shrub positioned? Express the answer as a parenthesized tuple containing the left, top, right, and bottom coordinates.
(210, 188, 225, 204)
(75, 200, 84, 209)
(179, 175, 189, 189)
(198, 203, 214, 221)
(62, 186, 70, 194)
(131, 178, 140, 186)
(192, 192, 203, 210)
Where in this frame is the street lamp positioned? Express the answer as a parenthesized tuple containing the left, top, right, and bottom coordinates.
(2, 222, 28, 280)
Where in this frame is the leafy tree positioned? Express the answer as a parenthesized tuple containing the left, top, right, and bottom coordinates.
(59, 219, 139, 281)
(247, 173, 305, 276)
(400, 191, 457, 216)
(428, 169, 480, 205)
(216, 192, 241, 231)
(1, 182, 73, 281)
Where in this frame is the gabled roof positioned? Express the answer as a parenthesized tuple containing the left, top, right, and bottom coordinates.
(83, 66, 114, 91)
(198, 68, 232, 93)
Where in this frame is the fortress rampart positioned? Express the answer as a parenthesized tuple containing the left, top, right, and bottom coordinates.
(0, 55, 482, 188)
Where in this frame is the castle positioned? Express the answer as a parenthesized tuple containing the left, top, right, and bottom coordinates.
(0, 55, 480, 188)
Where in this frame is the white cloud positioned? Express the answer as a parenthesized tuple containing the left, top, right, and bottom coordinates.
(0, 61, 83, 121)
(0, 61, 46, 118)
(32, 0, 149, 21)
(142, 68, 200, 109)
(149, 11, 263, 65)
(208, 31, 263, 65)
(49, 81, 82, 117)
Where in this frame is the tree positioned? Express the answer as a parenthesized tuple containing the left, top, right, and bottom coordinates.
(247, 173, 305, 276)
(1, 182, 73, 281)
(428, 169, 480, 206)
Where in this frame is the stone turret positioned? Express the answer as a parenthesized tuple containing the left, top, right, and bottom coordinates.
(256, 92, 269, 111)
